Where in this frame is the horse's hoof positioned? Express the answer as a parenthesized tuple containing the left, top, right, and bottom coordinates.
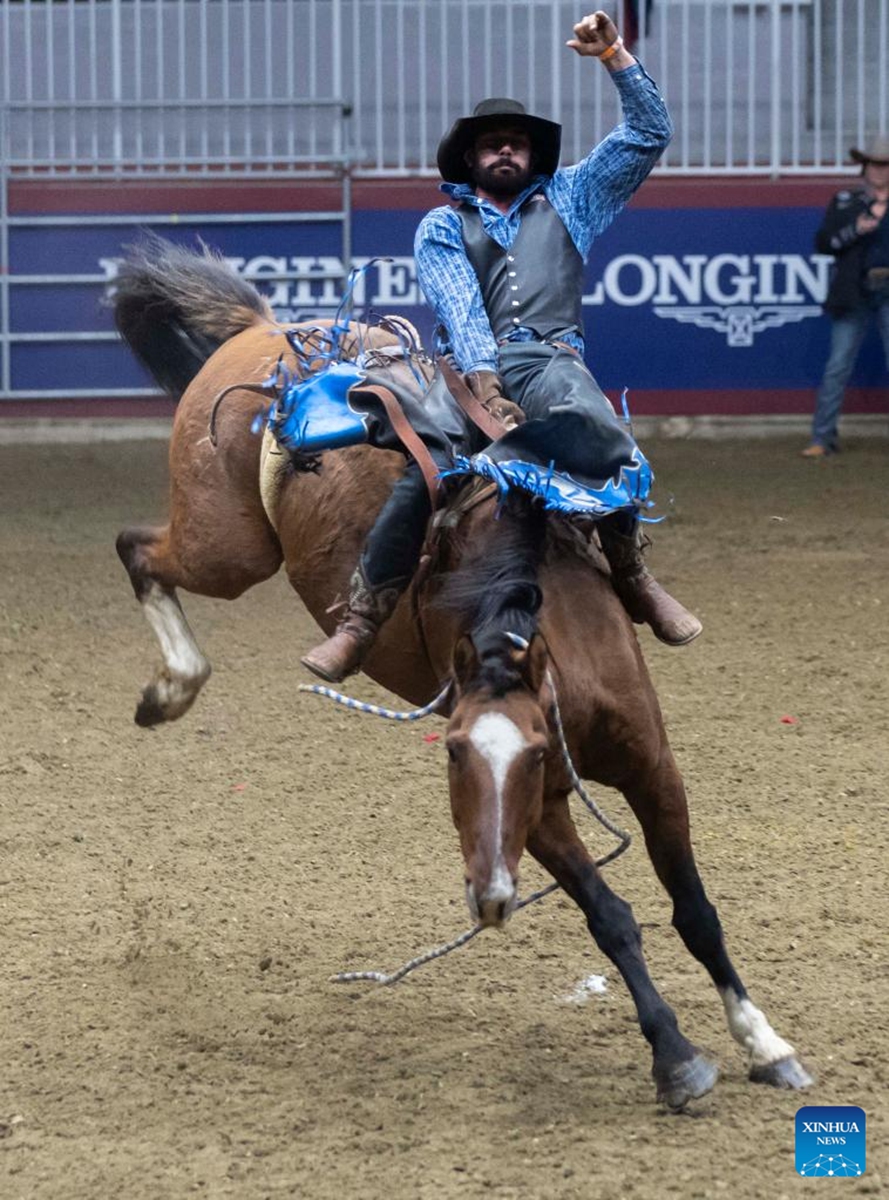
(135, 685, 168, 727)
(655, 1052, 719, 1110)
(134, 666, 209, 727)
(750, 1055, 815, 1090)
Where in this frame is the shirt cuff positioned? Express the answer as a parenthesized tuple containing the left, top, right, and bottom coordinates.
(609, 59, 659, 90)
(610, 61, 644, 80)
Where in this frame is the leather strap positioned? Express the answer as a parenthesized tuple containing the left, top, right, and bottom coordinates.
(437, 356, 510, 444)
(354, 383, 442, 509)
(208, 380, 278, 446)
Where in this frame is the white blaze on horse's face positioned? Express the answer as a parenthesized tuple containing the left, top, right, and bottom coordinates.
(447, 701, 548, 929)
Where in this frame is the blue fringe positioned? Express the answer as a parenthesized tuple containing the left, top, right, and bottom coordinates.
(440, 447, 656, 519)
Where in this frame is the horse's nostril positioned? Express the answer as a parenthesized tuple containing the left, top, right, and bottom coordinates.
(497, 900, 507, 923)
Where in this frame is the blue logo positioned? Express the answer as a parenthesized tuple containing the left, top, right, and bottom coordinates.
(796, 1106, 866, 1177)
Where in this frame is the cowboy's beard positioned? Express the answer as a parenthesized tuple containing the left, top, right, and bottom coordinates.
(471, 157, 534, 199)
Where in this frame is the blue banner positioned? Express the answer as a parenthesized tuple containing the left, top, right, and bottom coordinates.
(7, 205, 888, 399)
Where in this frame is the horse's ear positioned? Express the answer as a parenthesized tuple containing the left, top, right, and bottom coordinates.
(522, 632, 549, 695)
(452, 634, 480, 691)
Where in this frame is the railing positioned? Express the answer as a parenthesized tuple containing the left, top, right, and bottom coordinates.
(1, 0, 886, 179)
(1, 1, 885, 402)
(0, 79, 355, 397)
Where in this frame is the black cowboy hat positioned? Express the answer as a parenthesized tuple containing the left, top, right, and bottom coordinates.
(436, 98, 562, 184)
(850, 135, 889, 166)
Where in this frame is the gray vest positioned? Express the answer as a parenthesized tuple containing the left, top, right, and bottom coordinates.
(458, 195, 584, 343)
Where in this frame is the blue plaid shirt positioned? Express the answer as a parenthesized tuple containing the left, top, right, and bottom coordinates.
(414, 62, 672, 372)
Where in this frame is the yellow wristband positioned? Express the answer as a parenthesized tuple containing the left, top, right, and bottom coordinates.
(599, 38, 623, 62)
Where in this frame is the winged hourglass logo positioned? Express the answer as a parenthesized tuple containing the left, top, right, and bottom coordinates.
(653, 304, 822, 347)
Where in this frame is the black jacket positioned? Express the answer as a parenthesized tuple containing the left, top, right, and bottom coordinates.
(816, 184, 889, 315)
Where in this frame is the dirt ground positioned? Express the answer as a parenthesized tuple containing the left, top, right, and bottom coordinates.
(1, 433, 886, 1200)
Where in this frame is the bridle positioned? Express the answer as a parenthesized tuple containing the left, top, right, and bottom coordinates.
(299, 633, 631, 986)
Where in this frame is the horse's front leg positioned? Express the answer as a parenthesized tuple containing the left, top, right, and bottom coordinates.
(622, 751, 814, 1090)
(528, 795, 718, 1109)
(117, 526, 213, 726)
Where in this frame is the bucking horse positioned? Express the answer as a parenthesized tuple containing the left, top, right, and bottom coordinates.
(112, 237, 813, 1109)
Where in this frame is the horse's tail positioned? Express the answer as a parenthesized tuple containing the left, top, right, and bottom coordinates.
(112, 234, 276, 402)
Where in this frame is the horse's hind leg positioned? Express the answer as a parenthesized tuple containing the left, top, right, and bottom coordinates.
(622, 752, 814, 1090)
(117, 525, 214, 726)
(528, 797, 718, 1110)
(118, 401, 286, 725)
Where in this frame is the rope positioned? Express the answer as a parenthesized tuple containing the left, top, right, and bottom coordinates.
(306, 635, 631, 987)
(331, 883, 558, 986)
(544, 666, 632, 870)
(298, 681, 450, 721)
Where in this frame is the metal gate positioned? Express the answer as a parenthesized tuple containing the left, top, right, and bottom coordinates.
(2, 0, 887, 403)
(0, 92, 354, 400)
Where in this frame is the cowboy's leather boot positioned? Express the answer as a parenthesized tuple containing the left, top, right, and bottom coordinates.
(300, 565, 403, 683)
(598, 522, 702, 647)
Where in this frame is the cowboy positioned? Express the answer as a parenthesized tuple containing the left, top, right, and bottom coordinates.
(302, 10, 702, 684)
(803, 134, 889, 458)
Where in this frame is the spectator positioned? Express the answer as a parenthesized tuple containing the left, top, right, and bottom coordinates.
(803, 135, 889, 458)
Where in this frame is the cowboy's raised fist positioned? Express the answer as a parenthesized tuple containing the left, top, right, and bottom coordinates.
(567, 11, 620, 56)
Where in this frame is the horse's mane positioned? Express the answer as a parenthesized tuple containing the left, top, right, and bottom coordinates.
(111, 234, 274, 402)
(439, 494, 546, 695)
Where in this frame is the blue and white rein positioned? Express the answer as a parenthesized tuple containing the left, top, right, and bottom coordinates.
(298, 645, 631, 985)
